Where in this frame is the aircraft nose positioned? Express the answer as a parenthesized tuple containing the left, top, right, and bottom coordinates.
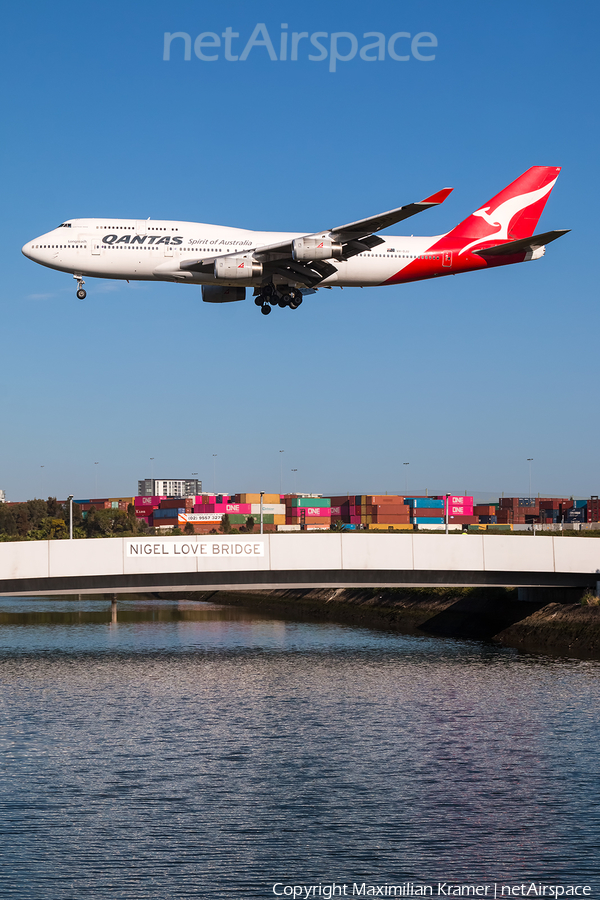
(22, 240, 36, 259)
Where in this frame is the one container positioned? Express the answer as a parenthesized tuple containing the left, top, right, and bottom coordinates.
(412, 517, 445, 524)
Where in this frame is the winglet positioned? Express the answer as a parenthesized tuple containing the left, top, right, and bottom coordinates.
(421, 188, 453, 205)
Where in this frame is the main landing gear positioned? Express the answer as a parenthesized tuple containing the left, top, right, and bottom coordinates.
(74, 275, 86, 300)
(254, 285, 303, 314)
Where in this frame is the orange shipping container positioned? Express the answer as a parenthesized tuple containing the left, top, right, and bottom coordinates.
(369, 523, 413, 531)
(370, 496, 405, 505)
(239, 493, 280, 505)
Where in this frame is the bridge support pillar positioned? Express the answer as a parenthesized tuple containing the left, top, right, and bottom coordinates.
(517, 586, 588, 604)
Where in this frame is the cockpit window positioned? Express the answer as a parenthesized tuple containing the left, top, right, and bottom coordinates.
(58, 223, 72, 228)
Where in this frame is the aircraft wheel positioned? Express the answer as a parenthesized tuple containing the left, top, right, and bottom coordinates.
(278, 298, 287, 308)
(260, 304, 272, 316)
(254, 296, 263, 307)
(76, 289, 87, 300)
(288, 289, 302, 303)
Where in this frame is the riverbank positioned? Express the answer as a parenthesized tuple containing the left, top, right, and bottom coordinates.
(178, 587, 600, 659)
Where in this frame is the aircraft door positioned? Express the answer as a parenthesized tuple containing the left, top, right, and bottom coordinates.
(92, 239, 101, 255)
(442, 251, 452, 267)
(164, 241, 173, 257)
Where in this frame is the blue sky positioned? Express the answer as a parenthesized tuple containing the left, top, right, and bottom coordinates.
(1, 0, 598, 501)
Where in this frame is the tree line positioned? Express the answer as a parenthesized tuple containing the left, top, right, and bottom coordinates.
(0, 501, 257, 540)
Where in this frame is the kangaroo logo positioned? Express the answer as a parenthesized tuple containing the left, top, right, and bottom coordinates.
(459, 178, 557, 255)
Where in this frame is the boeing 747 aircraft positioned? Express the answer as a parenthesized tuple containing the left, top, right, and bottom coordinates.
(22, 166, 567, 315)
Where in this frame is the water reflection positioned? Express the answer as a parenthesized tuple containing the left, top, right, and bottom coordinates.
(0, 594, 598, 898)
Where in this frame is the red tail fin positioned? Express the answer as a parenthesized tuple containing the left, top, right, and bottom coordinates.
(448, 166, 561, 256)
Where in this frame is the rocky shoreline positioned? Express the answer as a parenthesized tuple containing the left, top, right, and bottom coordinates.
(177, 586, 600, 659)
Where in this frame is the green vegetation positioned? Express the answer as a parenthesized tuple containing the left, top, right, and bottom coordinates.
(0, 499, 150, 541)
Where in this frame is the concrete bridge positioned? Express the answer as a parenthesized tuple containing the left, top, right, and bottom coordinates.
(0, 533, 598, 596)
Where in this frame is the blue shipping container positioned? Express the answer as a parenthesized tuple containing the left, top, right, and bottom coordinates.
(479, 516, 498, 524)
(575, 500, 588, 508)
(153, 508, 183, 518)
(405, 499, 444, 509)
(413, 517, 445, 524)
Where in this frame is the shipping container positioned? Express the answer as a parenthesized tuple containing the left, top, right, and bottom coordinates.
(372, 515, 412, 524)
(287, 498, 331, 508)
(412, 517, 445, 524)
(405, 498, 445, 509)
(409, 507, 446, 518)
(372, 504, 408, 515)
(193, 503, 253, 514)
(161, 498, 194, 509)
(369, 522, 414, 531)
(238, 493, 280, 505)
(448, 505, 474, 516)
(250, 504, 286, 515)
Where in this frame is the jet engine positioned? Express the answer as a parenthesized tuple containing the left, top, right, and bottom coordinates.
(214, 256, 263, 279)
(202, 285, 246, 303)
(292, 237, 343, 261)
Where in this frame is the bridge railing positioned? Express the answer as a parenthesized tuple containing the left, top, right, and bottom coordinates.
(0, 533, 598, 595)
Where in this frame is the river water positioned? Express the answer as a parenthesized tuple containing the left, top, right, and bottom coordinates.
(0, 594, 598, 900)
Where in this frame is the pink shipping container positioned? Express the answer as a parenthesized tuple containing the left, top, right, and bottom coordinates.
(193, 503, 252, 515)
(135, 496, 167, 507)
(447, 496, 473, 506)
(350, 516, 361, 524)
(448, 504, 474, 516)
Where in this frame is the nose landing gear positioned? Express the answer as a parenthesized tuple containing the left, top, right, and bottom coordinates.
(74, 275, 86, 300)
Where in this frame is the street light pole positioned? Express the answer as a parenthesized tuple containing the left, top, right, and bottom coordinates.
(445, 493, 450, 535)
(67, 495, 74, 540)
(260, 491, 264, 534)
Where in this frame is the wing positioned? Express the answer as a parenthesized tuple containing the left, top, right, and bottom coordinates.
(328, 188, 453, 241)
(180, 187, 453, 287)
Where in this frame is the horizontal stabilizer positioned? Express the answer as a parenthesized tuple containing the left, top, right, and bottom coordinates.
(472, 229, 570, 257)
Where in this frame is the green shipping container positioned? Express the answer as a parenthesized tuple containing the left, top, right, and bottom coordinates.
(226, 513, 274, 524)
(288, 498, 331, 508)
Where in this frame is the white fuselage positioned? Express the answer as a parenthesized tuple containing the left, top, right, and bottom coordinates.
(22, 217, 446, 289)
